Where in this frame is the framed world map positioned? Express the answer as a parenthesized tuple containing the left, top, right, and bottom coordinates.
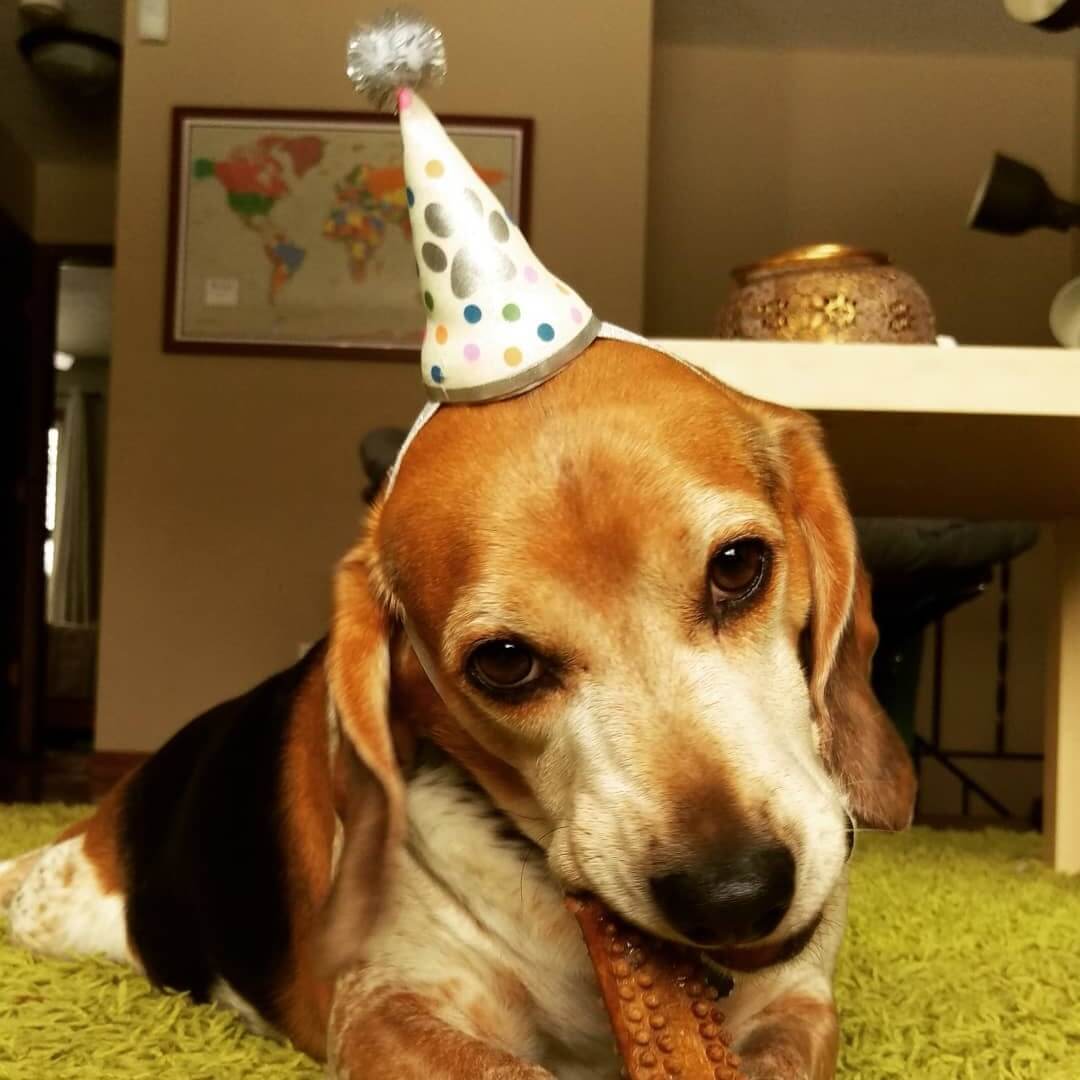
(164, 107, 532, 358)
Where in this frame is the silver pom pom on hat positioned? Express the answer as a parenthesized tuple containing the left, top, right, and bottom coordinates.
(346, 10, 447, 110)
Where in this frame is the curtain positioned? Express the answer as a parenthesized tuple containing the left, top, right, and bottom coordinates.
(48, 390, 94, 626)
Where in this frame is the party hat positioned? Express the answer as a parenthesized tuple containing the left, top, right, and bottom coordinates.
(347, 11, 600, 403)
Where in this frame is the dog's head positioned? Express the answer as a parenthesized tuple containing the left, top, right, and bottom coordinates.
(321, 339, 915, 970)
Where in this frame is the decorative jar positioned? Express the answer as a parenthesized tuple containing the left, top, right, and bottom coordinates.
(716, 243, 935, 344)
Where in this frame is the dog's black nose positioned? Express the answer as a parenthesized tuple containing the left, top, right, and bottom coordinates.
(650, 843, 796, 946)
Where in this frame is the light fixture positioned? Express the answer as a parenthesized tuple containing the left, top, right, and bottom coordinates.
(1050, 277, 1080, 346)
(967, 153, 1080, 236)
(1004, 0, 1080, 31)
(17, 25, 121, 95)
(53, 351, 75, 371)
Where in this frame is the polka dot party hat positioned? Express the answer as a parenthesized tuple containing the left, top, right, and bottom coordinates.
(347, 11, 600, 403)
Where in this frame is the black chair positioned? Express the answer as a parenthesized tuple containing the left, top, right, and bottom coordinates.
(360, 427, 408, 504)
(857, 518, 1039, 821)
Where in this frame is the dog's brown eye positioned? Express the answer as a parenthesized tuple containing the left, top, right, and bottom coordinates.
(708, 539, 768, 602)
(468, 640, 541, 691)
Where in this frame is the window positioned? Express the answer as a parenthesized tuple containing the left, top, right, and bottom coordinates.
(44, 424, 59, 576)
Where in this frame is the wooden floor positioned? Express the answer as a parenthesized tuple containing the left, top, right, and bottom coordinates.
(0, 753, 93, 803)
(0, 750, 143, 804)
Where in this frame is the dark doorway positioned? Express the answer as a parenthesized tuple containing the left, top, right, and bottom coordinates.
(0, 208, 112, 801)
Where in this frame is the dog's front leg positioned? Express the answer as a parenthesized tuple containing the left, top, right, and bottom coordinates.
(328, 976, 554, 1080)
(732, 993, 838, 1080)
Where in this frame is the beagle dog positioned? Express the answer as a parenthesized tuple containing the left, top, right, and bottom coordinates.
(1, 339, 915, 1079)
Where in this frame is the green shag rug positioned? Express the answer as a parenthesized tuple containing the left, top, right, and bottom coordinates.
(1, 807, 1078, 1079)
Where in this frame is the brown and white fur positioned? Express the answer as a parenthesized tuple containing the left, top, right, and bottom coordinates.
(1, 339, 915, 1079)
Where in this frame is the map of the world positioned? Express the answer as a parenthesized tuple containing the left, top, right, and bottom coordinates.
(171, 115, 522, 352)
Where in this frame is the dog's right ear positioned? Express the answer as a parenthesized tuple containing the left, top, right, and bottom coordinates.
(317, 526, 405, 975)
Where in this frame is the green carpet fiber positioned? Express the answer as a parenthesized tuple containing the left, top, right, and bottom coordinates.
(1, 806, 1078, 1079)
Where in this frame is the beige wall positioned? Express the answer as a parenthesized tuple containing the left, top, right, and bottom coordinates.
(33, 158, 116, 246)
(647, 45, 1076, 346)
(96, 0, 653, 751)
(0, 153, 116, 247)
(0, 1, 117, 244)
(1075, 67, 1080, 292)
(0, 124, 34, 236)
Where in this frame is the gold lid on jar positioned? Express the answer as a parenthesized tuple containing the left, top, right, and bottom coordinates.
(733, 244, 889, 285)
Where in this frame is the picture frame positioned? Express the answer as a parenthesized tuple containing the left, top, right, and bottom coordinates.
(164, 106, 533, 359)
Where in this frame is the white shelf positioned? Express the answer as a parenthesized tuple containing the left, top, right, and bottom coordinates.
(653, 339, 1080, 420)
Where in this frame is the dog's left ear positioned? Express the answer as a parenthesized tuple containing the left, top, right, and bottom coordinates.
(751, 402, 916, 830)
(817, 559, 916, 830)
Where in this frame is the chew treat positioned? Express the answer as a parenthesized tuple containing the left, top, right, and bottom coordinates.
(567, 896, 746, 1080)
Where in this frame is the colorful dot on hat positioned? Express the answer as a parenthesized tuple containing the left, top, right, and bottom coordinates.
(425, 159, 444, 178)
(524, 266, 539, 284)
(435, 324, 449, 344)
(570, 307, 583, 324)
(431, 365, 444, 384)
(406, 187, 415, 208)
(502, 303, 520, 322)
(423, 291, 434, 311)
(537, 322, 555, 342)
(398, 88, 413, 110)
(464, 344, 481, 362)
(464, 304, 482, 324)
(504, 347, 523, 367)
